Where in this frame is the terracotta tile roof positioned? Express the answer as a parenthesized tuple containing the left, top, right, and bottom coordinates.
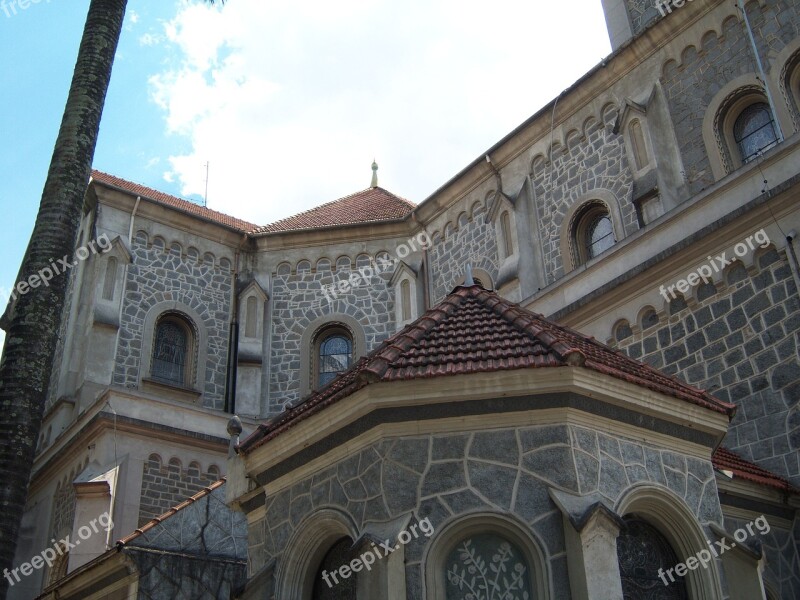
(712, 447, 798, 493)
(115, 478, 226, 546)
(91, 170, 259, 232)
(240, 285, 734, 454)
(252, 186, 416, 234)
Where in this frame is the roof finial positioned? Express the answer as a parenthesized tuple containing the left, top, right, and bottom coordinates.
(370, 159, 378, 188)
(464, 263, 475, 286)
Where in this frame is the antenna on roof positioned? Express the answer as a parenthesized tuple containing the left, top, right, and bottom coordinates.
(370, 159, 378, 188)
(203, 161, 209, 207)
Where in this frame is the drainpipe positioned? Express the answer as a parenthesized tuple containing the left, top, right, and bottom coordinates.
(738, 0, 784, 142)
(224, 233, 248, 413)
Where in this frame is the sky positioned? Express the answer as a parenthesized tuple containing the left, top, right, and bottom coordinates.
(0, 0, 612, 350)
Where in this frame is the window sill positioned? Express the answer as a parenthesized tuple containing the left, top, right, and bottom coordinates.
(141, 377, 202, 405)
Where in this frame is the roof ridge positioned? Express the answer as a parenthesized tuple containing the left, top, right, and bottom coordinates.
(91, 170, 259, 232)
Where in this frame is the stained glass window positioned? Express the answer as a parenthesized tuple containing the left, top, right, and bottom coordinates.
(586, 214, 614, 259)
(445, 533, 533, 600)
(152, 319, 188, 385)
(617, 518, 689, 600)
(319, 334, 352, 387)
(734, 103, 778, 163)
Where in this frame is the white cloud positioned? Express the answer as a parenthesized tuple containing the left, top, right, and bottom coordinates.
(150, 0, 611, 226)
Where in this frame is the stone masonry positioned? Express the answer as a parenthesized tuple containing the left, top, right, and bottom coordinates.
(249, 425, 723, 600)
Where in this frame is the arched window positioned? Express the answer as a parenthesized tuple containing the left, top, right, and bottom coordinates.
(733, 102, 778, 163)
(445, 533, 533, 599)
(617, 517, 689, 600)
(401, 279, 412, 322)
(316, 327, 353, 388)
(629, 119, 649, 171)
(573, 203, 615, 266)
(101, 256, 117, 301)
(152, 315, 193, 386)
(500, 211, 514, 258)
(312, 537, 357, 599)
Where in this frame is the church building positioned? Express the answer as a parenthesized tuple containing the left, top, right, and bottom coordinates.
(6, 0, 800, 598)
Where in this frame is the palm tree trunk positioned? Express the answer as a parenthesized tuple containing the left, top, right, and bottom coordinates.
(0, 1, 127, 595)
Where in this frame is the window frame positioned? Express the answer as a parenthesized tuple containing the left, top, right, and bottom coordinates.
(150, 313, 195, 388)
(313, 324, 354, 389)
(572, 201, 615, 267)
(424, 513, 549, 600)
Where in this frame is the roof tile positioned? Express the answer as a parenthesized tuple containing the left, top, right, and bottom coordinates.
(240, 285, 734, 453)
(91, 171, 259, 232)
(712, 447, 798, 493)
(252, 187, 415, 234)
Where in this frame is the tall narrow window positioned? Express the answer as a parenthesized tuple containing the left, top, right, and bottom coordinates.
(500, 211, 513, 258)
(629, 119, 649, 170)
(734, 103, 778, 162)
(245, 296, 257, 338)
(317, 328, 353, 388)
(572, 202, 615, 267)
(102, 257, 117, 301)
(617, 517, 689, 600)
(401, 279, 412, 322)
(152, 316, 191, 386)
(445, 533, 533, 599)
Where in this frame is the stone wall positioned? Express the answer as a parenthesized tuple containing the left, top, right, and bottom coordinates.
(613, 247, 800, 486)
(268, 258, 396, 412)
(113, 231, 233, 409)
(428, 204, 499, 303)
(660, 2, 800, 195)
(249, 424, 722, 599)
(138, 454, 221, 527)
(529, 106, 637, 284)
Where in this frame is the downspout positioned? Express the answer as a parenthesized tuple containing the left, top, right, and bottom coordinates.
(737, 0, 784, 142)
(224, 233, 248, 413)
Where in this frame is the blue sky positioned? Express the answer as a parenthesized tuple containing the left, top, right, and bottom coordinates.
(0, 0, 611, 349)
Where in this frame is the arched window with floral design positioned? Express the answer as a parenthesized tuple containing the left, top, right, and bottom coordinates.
(617, 517, 689, 600)
(316, 327, 353, 388)
(152, 314, 193, 386)
(445, 533, 533, 599)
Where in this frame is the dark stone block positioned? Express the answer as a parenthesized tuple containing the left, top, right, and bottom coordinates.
(665, 344, 687, 364)
(694, 306, 713, 327)
(599, 456, 628, 500)
(519, 425, 569, 451)
(705, 320, 729, 342)
(421, 461, 465, 497)
(730, 382, 751, 402)
(686, 363, 706, 383)
(686, 331, 707, 353)
(707, 359, 724, 377)
(771, 361, 800, 389)
(754, 350, 778, 373)
(702, 341, 726, 360)
(522, 446, 578, 491)
(744, 338, 764, 356)
(432, 434, 469, 461)
(469, 430, 519, 465)
(383, 462, 420, 515)
(670, 322, 686, 341)
(658, 327, 671, 347)
(744, 291, 770, 317)
(388, 438, 429, 474)
(644, 337, 659, 354)
(732, 284, 755, 306)
(441, 489, 487, 515)
(711, 298, 731, 318)
(467, 461, 516, 509)
(513, 473, 553, 522)
(725, 308, 747, 331)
